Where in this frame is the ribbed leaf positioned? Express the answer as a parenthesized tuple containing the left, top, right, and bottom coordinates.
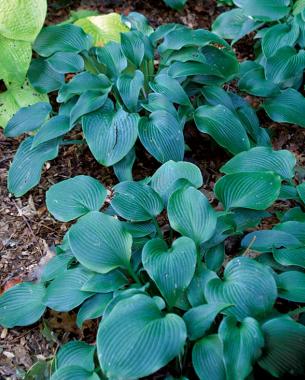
(46, 175, 106, 222)
(214, 172, 281, 210)
(70, 91, 108, 126)
(95, 41, 127, 79)
(56, 341, 95, 371)
(241, 230, 301, 252)
(274, 221, 305, 243)
(194, 105, 250, 155)
(212, 9, 262, 43)
(187, 266, 218, 307)
(168, 187, 217, 245)
(219, 316, 264, 380)
(82, 109, 139, 166)
(8, 136, 60, 197)
(44, 267, 93, 312)
(205, 257, 277, 320)
(50, 366, 99, 380)
(0, 282, 46, 328)
(258, 316, 305, 377)
(273, 247, 305, 268)
(116, 70, 144, 112)
(150, 160, 203, 203)
(277, 271, 305, 302)
(0, 0, 47, 42)
(97, 294, 187, 379)
(142, 237, 197, 308)
(68, 211, 132, 273)
(121, 31, 145, 66)
(192, 334, 226, 380)
(33, 24, 92, 57)
(4, 101, 51, 137)
(239, 61, 280, 97)
(149, 74, 191, 106)
(113, 148, 136, 182)
(32, 115, 71, 148)
(263, 88, 305, 128)
(234, 0, 290, 21)
(262, 22, 300, 58)
(81, 270, 128, 293)
(111, 181, 163, 221)
(168, 61, 223, 79)
(57, 72, 111, 103)
(40, 252, 74, 282)
(297, 182, 305, 204)
(28, 58, 65, 93)
(47, 52, 84, 73)
(138, 110, 184, 163)
(220, 147, 296, 179)
(184, 303, 231, 341)
(77, 293, 113, 327)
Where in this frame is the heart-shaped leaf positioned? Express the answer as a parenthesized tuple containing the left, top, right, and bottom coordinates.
(82, 109, 139, 166)
(68, 211, 132, 273)
(205, 257, 277, 320)
(192, 334, 226, 380)
(8, 136, 60, 197)
(220, 147, 296, 180)
(215, 172, 281, 210)
(258, 316, 305, 377)
(219, 316, 264, 380)
(168, 187, 217, 245)
(194, 105, 250, 155)
(97, 294, 187, 379)
(0, 282, 46, 328)
(46, 175, 107, 222)
(111, 181, 163, 221)
(142, 237, 197, 307)
(138, 110, 185, 163)
(150, 161, 203, 203)
(44, 266, 93, 312)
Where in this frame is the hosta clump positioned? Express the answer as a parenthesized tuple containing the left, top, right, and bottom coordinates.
(213, 0, 305, 128)
(2, 155, 305, 379)
(4, 12, 273, 197)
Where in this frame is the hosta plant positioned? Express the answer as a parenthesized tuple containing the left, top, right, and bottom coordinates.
(2, 155, 305, 379)
(4, 12, 275, 197)
(212, 0, 305, 128)
(0, 0, 48, 127)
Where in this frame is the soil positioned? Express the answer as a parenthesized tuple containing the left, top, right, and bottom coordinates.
(1, 0, 305, 379)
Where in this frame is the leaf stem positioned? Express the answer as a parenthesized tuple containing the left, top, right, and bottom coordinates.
(127, 263, 141, 285)
(152, 217, 163, 239)
(289, 306, 305, 317)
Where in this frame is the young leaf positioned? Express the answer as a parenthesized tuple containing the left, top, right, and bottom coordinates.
(116, 70, 144, 112)
(95, 41, 127, 79)
(150, 160, 203, 203)
(205, 257, 277, 320)
(258, 316, 305, 377)
(184, 303, 231, 341)
(142, 237, 197, 308)
(0, 282, 46, 328)
(82, 109, 139, 166)
(4, 101, 51, 138)
(111, 181, 163, 222)
(97, 294, 187, 379)
(219, 316, 264, 380)
(33, 24, 92, 57)
(168, 187, 217, 245)
(215, 172, 281, 210)
(194, 105, 250, 155)
(44, 267, 93, 312)
(192, 334, 226, 380)
(138, 110, 185, 163)
(121, 31, 145, 67)
(220, 147, 296, 180)
(68, 211, 132, 273)
(46, 175, 107, 222)
(8, 136, 60, 197)
(56, 341, 96, 371)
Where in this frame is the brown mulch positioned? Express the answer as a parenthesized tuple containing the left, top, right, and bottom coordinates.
(1, 0, 305, 379)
